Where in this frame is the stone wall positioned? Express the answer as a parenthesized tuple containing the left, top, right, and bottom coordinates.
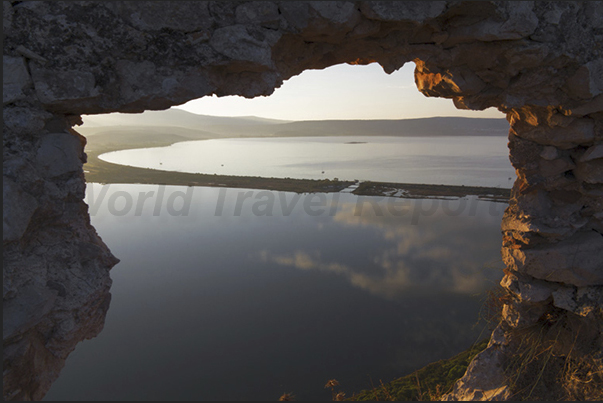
(3, 1, 602, 400)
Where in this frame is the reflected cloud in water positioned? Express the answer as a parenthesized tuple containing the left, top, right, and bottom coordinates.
(258, 197, 505, 300)
(46, 186, 508, 401)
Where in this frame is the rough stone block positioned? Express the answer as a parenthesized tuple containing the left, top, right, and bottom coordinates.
(448, 2, 538, 42)
(3, 178, 39, 242)
(115, 61, 214, 111)
(447, 67, 487, 95)
(35, 133, 84, 178)
(510, 189, 553, 219)
(504, 44, 549, 75)
(107, 1, 212, 32)
(416, 65, 487, 97)
(539, 146, 558, 160)
(209, 25, 278, 69)
(502, 213, 571, 240)
(116, 60, 158, 103)
(500, 272, 557, 303)
(514, 118, 595, 149)
(310, 1, 359, 26)
(3, 1, 13, 34)
(552, 286, 603, 317)
(568, 94, 603, 117)
(580, 143, 603, 162)
(3, 106, 51, 135)
(360, 1, 446, 23)
(3, 284, 57, 340)
(278, 2, 310, 31)
(502, 301, 548, 328)
(565, 59, 603, 100)
(31, 66, 99, 107)
(502, 231, 603, 287)
(3, 56, 31, 105)
(573, 159, 603, 184)
(539, 157, 575, 177)
(442, 339, 511, 401)
(235, 2, 280, 27)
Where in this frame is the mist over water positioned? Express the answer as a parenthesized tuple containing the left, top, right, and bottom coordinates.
(99, 136, 515, 188)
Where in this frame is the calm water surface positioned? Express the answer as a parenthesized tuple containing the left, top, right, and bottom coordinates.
(44, 184, 505, 401)
(99, 136, 515, 188)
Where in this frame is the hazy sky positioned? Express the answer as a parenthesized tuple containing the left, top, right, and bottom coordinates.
(175, 62, 504, 121)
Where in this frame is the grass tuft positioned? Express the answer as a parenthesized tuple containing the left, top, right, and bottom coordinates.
(347, 339, 489, 401)
(278, 392, 295, 401)
(503, 309, 603, 401)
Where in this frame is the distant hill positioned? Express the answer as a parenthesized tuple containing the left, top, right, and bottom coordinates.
(81, 109, 291, 134)
(79, 108, 509, 139)
(261, 117, 509, 137)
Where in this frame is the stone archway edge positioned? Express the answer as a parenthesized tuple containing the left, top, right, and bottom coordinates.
(3, 1, 602, 400)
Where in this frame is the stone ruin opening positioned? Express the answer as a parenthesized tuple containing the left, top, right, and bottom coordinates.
(3, 1, 602, 401)
(41, 61, 512, 400)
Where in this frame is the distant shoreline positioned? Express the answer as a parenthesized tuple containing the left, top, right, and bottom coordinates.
(81, 112, 511, 201)
(84, 140, 510, 202)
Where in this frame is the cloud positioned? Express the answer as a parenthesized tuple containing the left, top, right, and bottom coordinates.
(255, 198, 504, 300)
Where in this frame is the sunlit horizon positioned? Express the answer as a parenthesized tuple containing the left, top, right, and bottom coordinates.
(174, 62, 505, 121)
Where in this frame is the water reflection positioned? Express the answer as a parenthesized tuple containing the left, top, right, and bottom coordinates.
(258, 197, 504, 300)
(45, 185, 505, 401)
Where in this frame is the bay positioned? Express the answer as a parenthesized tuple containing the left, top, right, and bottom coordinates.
(99, 136, 515, 188)
(44, 184, 506, 401)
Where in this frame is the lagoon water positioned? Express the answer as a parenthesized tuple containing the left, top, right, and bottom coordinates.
(99, 136, 515, 188)
(45, 184, 506, 401)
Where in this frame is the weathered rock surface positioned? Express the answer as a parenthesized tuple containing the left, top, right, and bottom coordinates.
(502, 231, 603, 287)
(3, 1, 603, 400)
(442, 326, 512, 401)
(3, 178, 39, 242)
(35, 133, 86, 179)
(3, 56, 31, 105)
(565, 59, 603, 100)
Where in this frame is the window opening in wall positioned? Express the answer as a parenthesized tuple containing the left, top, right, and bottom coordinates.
(46, 62, 513, 401)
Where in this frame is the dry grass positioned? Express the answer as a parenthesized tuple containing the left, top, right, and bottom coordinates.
(478, 283, 512, 329)
(278, 392, 295, 401)
(351, 374, 450, 401)
(347, 339, 489, 401)
(562, 355, 603, 400)
(275, 286, 601, 401)
(469, 282, 603, 401)
(413, 375, 447, 401)
(503, 309, 603, 401)
(275, 286, 602, 402)
(325, 379, 347, 401)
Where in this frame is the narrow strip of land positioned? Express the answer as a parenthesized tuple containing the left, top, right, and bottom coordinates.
(83, 134, 510, 201)
(85, 148, 355, 193)
(353, 181, 510, 202)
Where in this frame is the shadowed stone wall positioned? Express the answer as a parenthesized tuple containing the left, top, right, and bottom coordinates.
(3, 1, 602, 400)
